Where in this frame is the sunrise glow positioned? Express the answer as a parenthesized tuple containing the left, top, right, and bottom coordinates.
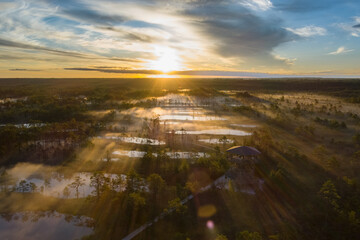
(150, 47, 182, 73)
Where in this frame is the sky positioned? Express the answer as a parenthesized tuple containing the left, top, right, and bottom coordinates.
(0, 0, 359, 78)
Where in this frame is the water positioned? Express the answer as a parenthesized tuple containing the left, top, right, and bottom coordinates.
(0, 97, 23, 103)
(112, 150, 146, 158)
(161, 121, 181, 125)
(155, 94, 240, 108)
(0, 123, 46, 128)
(230, 124, 257, 128)
(0, 211, 93, 240)
(152, 108, 204, 115)
(112, 150, 209, 159)
(5, 171, 125, 199)
(198, 138, 235, 144)
(159, 115, 226, 121)
(99, 136, 165, 145)
(175, 129, 252, 136)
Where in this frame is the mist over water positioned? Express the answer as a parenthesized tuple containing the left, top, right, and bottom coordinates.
(0, 212, 93, 240)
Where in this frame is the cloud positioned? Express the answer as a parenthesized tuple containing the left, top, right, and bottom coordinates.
(273, 55, 297, 65)
(240, 0, 273, 11)
(334, 16, 360, 37)
(273, 0, 357, 13)
(328, 46, 354, 55)
(286, 25, 326, 37)
(180, 2, 295, 63)
(0, 38, 142, 62)
(9, 69, 41, 71)
(64, 67, 162, 74)
(0, 38, 88, 58)
(61, 9, 127, 26)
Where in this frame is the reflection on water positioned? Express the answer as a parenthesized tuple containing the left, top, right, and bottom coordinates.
(0, 211, 93, 240)
(230, 124, 257, 128)
(112, 150, 146, 158)
(155, 94, 242, 108)
(175, 129, 252, 136)
(152, 108, 204, 115)
(198, 138, 234, 144)
(112, 150, 209, 159)
(159, 115, 226, 121)
(4, 171, 125, 199)
(0, 123, 46, 128)
(99, 136, 165, 145)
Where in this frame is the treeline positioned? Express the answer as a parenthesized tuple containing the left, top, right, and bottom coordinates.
(0, 120, 92, 165)
(314, 117, 347, 129)
(0, 109, 115, 165)
(0, 96, 88, 124)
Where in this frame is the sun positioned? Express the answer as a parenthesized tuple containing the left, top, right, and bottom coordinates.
(150, 47, 182, 73)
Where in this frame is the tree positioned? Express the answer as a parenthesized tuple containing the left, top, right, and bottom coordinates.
(327, 156, 340, 170)
(147, 173, 165, 203)
(17, 180, 29, 192)
(126, 169, 142, 193)
(63, 186, 70, 198)
(128, 192, 146, 212)
(236, 231, 263, 240)
(0, 170, 9, 192)
(180, 128, 187, 145)
(29, 182, 37, 192)
(110, 174, 124, 192)
(90, 171, 109, 199)
(150, 115, 160, 139)
(319, 180, 341, 210)
(165, 198, 187, 215)
(105, 150, 111, 162)
(353, 133, 360, 145)
(139, 151, 155, 175)
(216, 234, 229, 240)
(44, 177, 51, 192)
(219, 136, 228, 147)
(69, 176, 85, 199)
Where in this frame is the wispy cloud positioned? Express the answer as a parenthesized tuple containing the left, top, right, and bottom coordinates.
(240, 0, 273, 11)
(274, 0, 359, 13)
(0, 38, 143, 62)
(0, 38, 87, 58)
(335, 16, 360, 37)
(9, 69, 41, 71)
(328, 46, 354, 55)
(64, 67, 162, 74)
(286, 25, 327, 37)
(274, 55, 297, 65)
(353, 16, 360, 29)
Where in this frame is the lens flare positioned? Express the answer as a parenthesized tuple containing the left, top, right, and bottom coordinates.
(206, 220, 215, 230)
